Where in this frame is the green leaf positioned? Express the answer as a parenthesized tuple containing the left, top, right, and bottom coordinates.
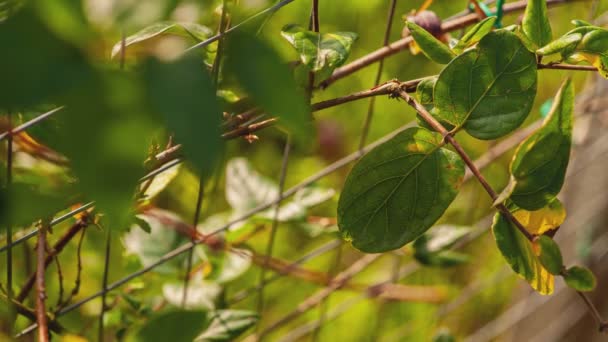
(337, 127, 465, 253)
(508, 79, 573, 210)
(492, 200, 565, 294)
(522, 0, 552, 48)
(563, 266, 596, 292)
(195, 310, 258, 342)
(536, 33, 582, 57)
(133, 216, 152, 233)
(434, 30, 538, 139)
(124, 209, 188, 274)
(452, 16, 496, 53)
(111, 21, 213, 58)
(415, 76, 455, 131)
(537, 235, 564, 275)
(130, 309, 207, 342)
(225, 158, 279, 214)
(414, 225, 471, 267)
(162, 281, 221, 310)
(0, 9, 94, 110)
(280, 24, 358, 73)
(225, 30, 313, 146)
(141, 164, 180, 200)
(577, 28, 608, 78)
(143, 55, 222, 175)
(406, 22, 456, 64)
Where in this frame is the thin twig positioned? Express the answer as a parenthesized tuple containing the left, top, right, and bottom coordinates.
(35, 221, 49, 342)
(320, 0, 574, 88)
(538, 63, 598, 71)
(5, 111, 14, 330)
(257, 254, 381, 339)
(98, 228, 111, 342)
(257, 136, 291, 323)
(16, 219, 89, 302)
(359, 0, 398, 150)
(397, 89, 608, 333)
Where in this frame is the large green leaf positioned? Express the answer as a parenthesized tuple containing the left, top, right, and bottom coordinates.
(506, 79, 573, 210)
(522, 0, 552, 48)
(492, 201, 566, 294)
(280, 24, 358, 72)
(434, 30, 538, 140)
(452, 16, 496, 53)
(406, 22, 456, 64)
(337, 127, 464, 253)
(195, 310, 258, 342)
(225, 31, 313, 145)
(111, 21, 213, 58)
(143, 55, 222, 175)
(129, 309, 207, 342)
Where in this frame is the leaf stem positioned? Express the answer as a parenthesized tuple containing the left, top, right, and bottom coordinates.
(36, 221, 49, 342)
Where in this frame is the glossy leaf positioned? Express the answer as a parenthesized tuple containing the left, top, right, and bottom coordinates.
(226, 31, 313, 145)
(143, 55, 222, 175)
(195, 310, 258, 342)
(434, 30, 538, 139)
(522, 0, 552, 48)
(536, 33, 582, 56)
(508, 79, 573, 210)
(337, 127, 465, 253)
(537, 235, 563, 275)
(563, 266, 596, 292)
(111, 21, 213, 58)
(406, 22, 456, 64)
(452, 16, 496, 53)
(130, 309, 207, 342)
(280, 24, 358, 72)
(492, 201, 566, 294)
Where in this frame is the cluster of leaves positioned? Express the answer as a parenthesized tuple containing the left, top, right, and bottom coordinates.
(0, 1, 355, 339)
(337, 0, 601, 295)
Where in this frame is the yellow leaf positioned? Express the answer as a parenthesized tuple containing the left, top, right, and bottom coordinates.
(512, 198, 566, 235)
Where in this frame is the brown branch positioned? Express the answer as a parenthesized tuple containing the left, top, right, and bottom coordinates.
(0, 293, 63, 334)
(538, 63, 598, 71)
(17, 218, 89, 303)
(257, 254, 381, 339)
(35, 221, 49, 342)
(397, 89, 608, 333)
(320, 0, 575, 88)
(221, 118, 278, 139)
(397, 89, 533, 241)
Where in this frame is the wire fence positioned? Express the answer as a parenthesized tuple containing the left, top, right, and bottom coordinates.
(2, 0, 606, 341)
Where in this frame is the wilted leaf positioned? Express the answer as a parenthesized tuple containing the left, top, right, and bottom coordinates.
(537, 235, 563, 275)
(492, 201, 566, 294)
(225, 30, 313, 145)
(111, 21, 213, 58)
(143, 55, 222, 175)
(280, 24, 358, 72)
(406, 22, 456, 64)
(130, 309, 207, 342)
(195, 310, 258, 342)
(338, 127, 465, 253)
(563, 266, 596, 291)
(522, 0, 552, 48)
(434, 30, 537, 139)
(142, 164, 181, 200)
(506, 79, 573, 210)
(452, 16, 496, 53)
